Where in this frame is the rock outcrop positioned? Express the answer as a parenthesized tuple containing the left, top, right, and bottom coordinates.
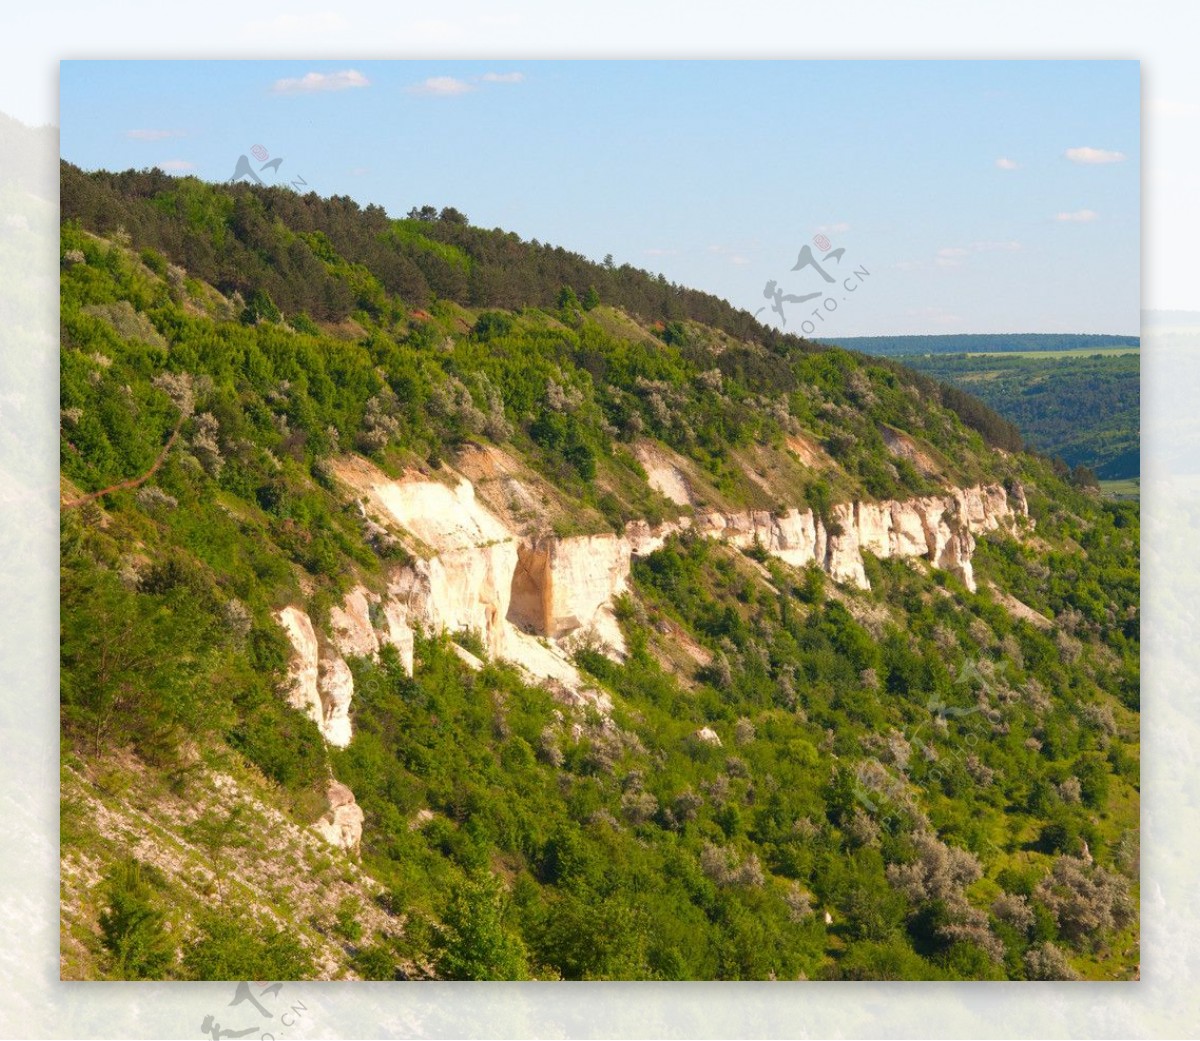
(274, 608, 363, 848)
(312, 780, 364, 853)
(329, 586, 379, 659)
(509, 534, 629, 647)
(278, 466, 1026, 739)
(275, 606, 354, 749)
(337, 471, 1025, 685)
(628, 482, 1023, 594)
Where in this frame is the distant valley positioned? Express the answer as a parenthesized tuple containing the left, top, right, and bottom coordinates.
(822, 335, 1140, 489)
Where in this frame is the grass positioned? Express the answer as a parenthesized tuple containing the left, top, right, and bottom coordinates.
(1100, 478, 1140, 500)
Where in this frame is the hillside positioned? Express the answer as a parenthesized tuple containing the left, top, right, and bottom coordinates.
(894, 351, 1139, 482)
(60, 167, 1139, 982)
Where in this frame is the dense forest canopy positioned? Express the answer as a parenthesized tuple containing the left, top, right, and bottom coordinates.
(898, 352, 1139, 481)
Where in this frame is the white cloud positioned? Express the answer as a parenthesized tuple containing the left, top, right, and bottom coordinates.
(408, 76, 474, 96)
(271, 69, 369, 95)
(816, 221, 850, 234)
(936, 246, 967, 268)
(970, 240, 1022, 252)
(1054, 209, 1099, 223)
(995, 157, 1019, 170)
(1065, 146, 1126, 164)
(157, 160, 195, 172)
(706, 242, 761, 262)
(126, 129, 183, 141)
(481, 72, 524, 84)
(934, 240, 1022, 268)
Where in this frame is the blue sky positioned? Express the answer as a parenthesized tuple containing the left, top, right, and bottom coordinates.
(60, 60, 1140, 336)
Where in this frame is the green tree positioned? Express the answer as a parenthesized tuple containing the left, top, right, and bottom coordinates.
(99, 860, 176, 979)
(239, 288, 281, 325)
(184, 908, 314, 980)
(433, 870, 530, 980)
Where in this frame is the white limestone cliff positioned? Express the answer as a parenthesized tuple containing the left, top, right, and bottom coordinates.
(275, 606, 357, 749)
(279, 469, 1026, 736)
(276, 606, 323, 729)
(329, 585, 379, 659)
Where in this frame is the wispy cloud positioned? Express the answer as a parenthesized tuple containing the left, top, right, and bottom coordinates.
(481, 72, 524, 84)
(971, 240, 1022, 252)
(936, 247, 968, 269)
(816, 221, 850, 234)
(706, 242, 761, 264)
(126, 129, 184, 141)
(935, 240, 1022, 268)
(157, 160, 195, 172)
(995, 157, 1018, 170)
(1065, 146, 1126, 164)
(271, 69, 369, 95)
(408, 76, 474, 97)
(1054, 209, 1099, 223)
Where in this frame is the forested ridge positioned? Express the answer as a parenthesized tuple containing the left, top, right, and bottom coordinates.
(896, 352, 1139, 481)
(820, 333, 1139, 356)
(60, 165, 1138, 982)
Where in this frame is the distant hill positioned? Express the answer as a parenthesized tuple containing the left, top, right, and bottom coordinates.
(900, 352, 1140, 481)
(816, 333, 1139, 356)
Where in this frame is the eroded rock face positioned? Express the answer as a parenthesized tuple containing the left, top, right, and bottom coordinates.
(318, 656, 354, 749)
(511, 534, 630, 648)
(329, 586, 379, 659)
(274, 606, 355, 748)
(276, 606, 322, 728)
(285, 468, 1026, 733)
(278, 473, 1024, 851)
(312, 781, 364, 853)
(380, 600, 415, 676)
(619, 483, 1021, 594)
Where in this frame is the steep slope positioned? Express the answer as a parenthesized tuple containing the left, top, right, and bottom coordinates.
(59, 170, 1139, 982)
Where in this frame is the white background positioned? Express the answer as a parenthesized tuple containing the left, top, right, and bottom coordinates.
(2, 3, 1198, 1037)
